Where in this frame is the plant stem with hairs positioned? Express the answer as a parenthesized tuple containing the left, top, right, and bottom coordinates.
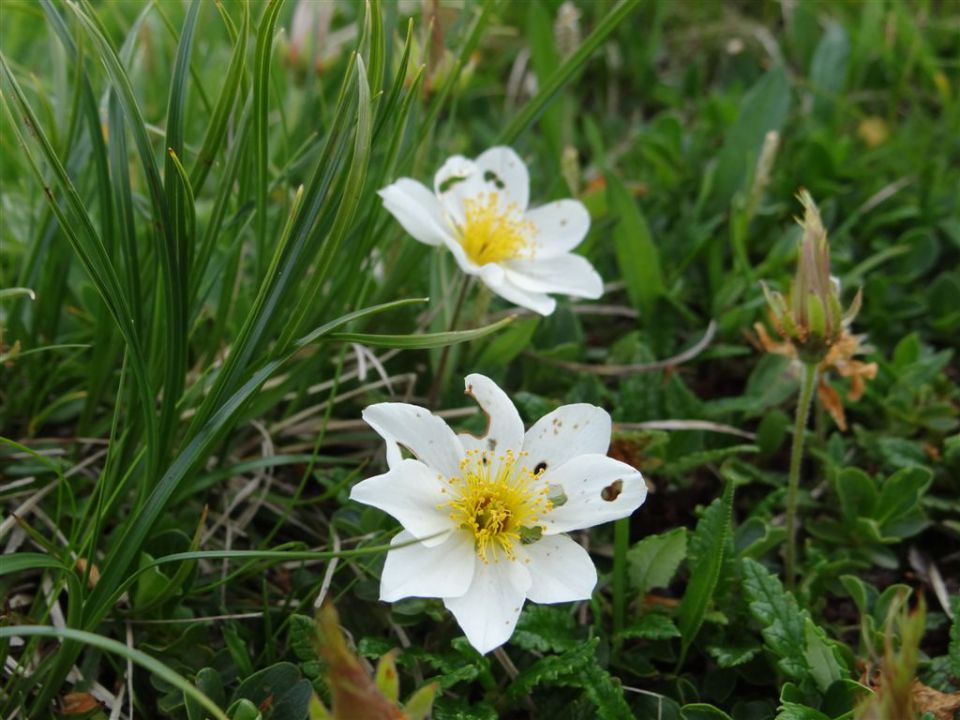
(785, 361, 818, 590)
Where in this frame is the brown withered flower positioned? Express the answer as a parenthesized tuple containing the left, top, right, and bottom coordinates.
(756, 190, 876, 430)
(754, 323, 877, 431)
(761, 190, 861, 364)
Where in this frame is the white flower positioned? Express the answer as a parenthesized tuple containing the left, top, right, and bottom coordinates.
(378, 146, 603, 316)
(350, 373, 647, 654)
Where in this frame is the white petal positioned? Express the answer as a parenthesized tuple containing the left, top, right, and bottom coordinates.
(459, 374, 525, 456)
(378, 179, 452, 247)
(541, 454, 648, 535)
(362, 402, 464, 477)
(483, 273, 557, 316)
(434, 155, 480, 228)
(380, 530, 475, 602)
(443, 558, 531, 654)
(526, 200, 591, 257)
(474, 146, 530, 210)
(434, 154, 477, 198)
(504, 254, 603, 299)
(522, 534, 597, 604)
(522, 404, 612, 474)
(349, 459, 453, 545)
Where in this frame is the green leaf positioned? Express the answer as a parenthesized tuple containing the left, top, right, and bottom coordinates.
(756, 409, 790, 456)
(511, 605, 579, 653)
(775, 703, 830, 720)
(509, 639, 600, 698)
(834, 467, 878, 522)
(802, 618, 844, 693)
(874, 466, 933, 525)
(618, 614, 681, 641)
(710, 65, 791, 211)
(231, 662, 302, 708)
(808, 22, 850, 120)
(225, 699, 261, 720)
(741, 558, 807, 680)
(838, 575, 874, 615)
(706, 643, 760, 669)
(607, 172, 665, 315)
(474, 316, 539, 370)
(133, 552, 173, 611)
(185, 668, 226, 720)
(681, 704, 734, 720)
(506, 637, 633, 717)
(678, 479, 735, 661)
(627, 527, 688, 595)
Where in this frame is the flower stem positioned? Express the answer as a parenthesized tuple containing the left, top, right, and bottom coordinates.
(612, 518, 629, 658)
(427, 276, 471, 408)
(785, 361, 817, 591)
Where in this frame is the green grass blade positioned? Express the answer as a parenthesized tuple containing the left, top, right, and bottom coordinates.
(0, 52, 156, 471)
(189, 1, 249, 192)
(497, 0, 641, 144)
(3, 626, 228, 720)
(253, 0, 285, 278)
(328, 315, 514, 349)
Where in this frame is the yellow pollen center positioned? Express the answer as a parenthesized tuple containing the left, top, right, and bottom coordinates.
(444, 450, 550, 563)
(459, 192, 533, 265)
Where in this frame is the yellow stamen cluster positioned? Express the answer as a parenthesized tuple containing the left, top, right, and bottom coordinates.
(459, 192, 533, 265)
(444, 449, 550, 563)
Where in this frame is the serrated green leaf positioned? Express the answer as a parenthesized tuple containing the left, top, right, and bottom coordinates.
(627, 527, 688, 595)
(509, 639, 599, 698)
(505, 635, 630, 716)
(432, 697, 498, 720)
(618, 613, 681, 641)
(678, 480, 735, 661)
(511, 605, 579, 653)
(706, 643, 760, 669)
(288, 615, 318, 663)
(741, 558, 808, 679)
(580, 663, 633, 720)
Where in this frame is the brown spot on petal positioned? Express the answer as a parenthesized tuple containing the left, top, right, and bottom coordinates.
(601, 480, 623, 502)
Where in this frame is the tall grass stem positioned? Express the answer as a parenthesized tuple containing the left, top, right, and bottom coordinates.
(427, 277, 471, 408)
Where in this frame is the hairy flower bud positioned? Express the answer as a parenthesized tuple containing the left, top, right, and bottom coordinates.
(764, 190, 856, 364)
